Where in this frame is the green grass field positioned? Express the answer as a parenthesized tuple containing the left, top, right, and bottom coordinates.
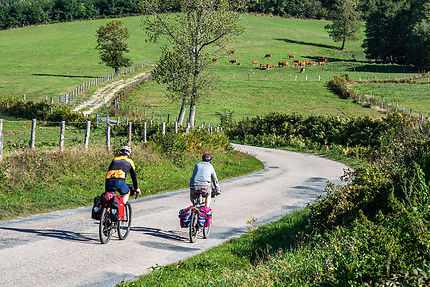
(1, 14, 425, 119)
(108, 15, 424, 123)
(350, 82, 430, 117)
(0, 16, 158, 102)
(117, 79, 381, 124)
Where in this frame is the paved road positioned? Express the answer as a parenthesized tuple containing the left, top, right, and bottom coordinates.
(0, 144, 348, 287)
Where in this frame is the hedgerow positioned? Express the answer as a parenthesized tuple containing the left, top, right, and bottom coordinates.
(224, 112, 430, 285)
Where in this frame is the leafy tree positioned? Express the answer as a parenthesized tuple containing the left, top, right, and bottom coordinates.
(153, 47, 196, 125)
(407, 0, 430, 71)
(95, 20, 132, 75)
(363, 1, 411, 65)
(141, 0, 245, 126)
(363, 0, 429, 70)
(324, 0, 362, 50)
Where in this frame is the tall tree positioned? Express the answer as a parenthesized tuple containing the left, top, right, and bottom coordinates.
(406, 0, 430, 71)
(363, 0, 429, 70)
(96, 20, 132, 75)
(363, 0, 411, 65)
(324, 0, 362, 50)
(141, 0, 245, 126)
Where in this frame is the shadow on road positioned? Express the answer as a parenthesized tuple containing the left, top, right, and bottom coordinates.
(140, 241, 201, 252)
(132, 226, 187, 242)
(0, 226, 97, 243)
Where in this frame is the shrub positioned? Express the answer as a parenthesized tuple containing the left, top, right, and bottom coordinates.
(327, 74, 354, 99)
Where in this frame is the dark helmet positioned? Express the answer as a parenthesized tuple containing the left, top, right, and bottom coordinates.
(119, 145, 131, 156)
(202, 153, 212, 162)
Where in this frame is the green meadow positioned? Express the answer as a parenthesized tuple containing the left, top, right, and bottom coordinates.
(0, 16, 157, 102)
(1, 14, 424, 120)
(350, 82, 430, 116)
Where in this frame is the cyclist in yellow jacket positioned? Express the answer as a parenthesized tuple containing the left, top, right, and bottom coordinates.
(105, 146, 141, 204)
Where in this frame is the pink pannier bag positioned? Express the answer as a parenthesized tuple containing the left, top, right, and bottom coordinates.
(199, 206, 212, 227)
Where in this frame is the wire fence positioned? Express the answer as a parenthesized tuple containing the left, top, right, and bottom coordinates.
(0, 118, 222, 162)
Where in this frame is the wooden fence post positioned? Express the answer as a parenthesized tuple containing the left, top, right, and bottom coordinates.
(59, 121, 65, 152)
(96, 113, 99, 128)
(106, 123, 111, 152)
(0, 119, 3, 163)
(174, 122, 178, 134)
(84, 121, 91, 150)
(143, 122, 147, 143)
(30, 119, 36, 150)
(162, 122, 166, 135)
(127, 122, 132, 146)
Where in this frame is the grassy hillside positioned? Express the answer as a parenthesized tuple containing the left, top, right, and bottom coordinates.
(350, 82, 430, 117)
(0, 16, 157, 101)
(1, 14, 422, 118)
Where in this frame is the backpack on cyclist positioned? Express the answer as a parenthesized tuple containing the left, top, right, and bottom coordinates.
(108, 195, 125, 221)
(91, 196, 102, 220)
(178, 206, 192, 228)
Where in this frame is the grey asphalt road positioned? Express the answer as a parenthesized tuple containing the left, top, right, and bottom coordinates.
(0, 144, 348, 287)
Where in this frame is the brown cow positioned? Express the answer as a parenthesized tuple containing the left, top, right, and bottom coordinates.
(278, 61, 288, 67)
(288, 55, 295, 58)
(252, 60, 258, 65)
(319, 61, 325, 66)
(293, 61, 300, 67)
(264, 54, 272, 58)
(237, 62, 241, 66)
(260, 63, 266, 69)
(267, 64, 275, 70)
(229, 59, 238, 64)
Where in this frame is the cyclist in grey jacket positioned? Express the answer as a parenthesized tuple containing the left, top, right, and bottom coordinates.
(190, 153, 221, 207)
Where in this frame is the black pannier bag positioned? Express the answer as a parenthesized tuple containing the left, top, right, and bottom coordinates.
(91, 196, 102, 220)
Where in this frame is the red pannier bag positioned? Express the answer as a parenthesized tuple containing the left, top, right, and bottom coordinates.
(108, 195, 125, 221)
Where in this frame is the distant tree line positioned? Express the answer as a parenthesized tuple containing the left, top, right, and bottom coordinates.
(0, 0, 142, 29)
(0, 0, 376, 30)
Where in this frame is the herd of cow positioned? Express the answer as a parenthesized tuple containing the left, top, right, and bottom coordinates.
(212, 49, 330, 72)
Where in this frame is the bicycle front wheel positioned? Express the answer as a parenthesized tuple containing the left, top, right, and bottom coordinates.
(99, 208, 113, 244)
(189, 210, 198, 243)
(118, 203, 132, 240)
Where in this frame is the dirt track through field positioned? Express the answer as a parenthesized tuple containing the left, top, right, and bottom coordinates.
(0, 144, 348, 287)
(72, 73, 150, 116)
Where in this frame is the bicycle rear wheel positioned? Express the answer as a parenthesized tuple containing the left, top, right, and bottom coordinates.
(189, 210, 199, 243)
(203, 212, 212, 239)
(118, 203, 132, 240)
(99, 208, 113, 244)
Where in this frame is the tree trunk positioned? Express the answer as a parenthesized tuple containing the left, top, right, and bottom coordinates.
(177, 98, 187, 125)
(341, 36, 346, 50)
(188, 98, 196, 127)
